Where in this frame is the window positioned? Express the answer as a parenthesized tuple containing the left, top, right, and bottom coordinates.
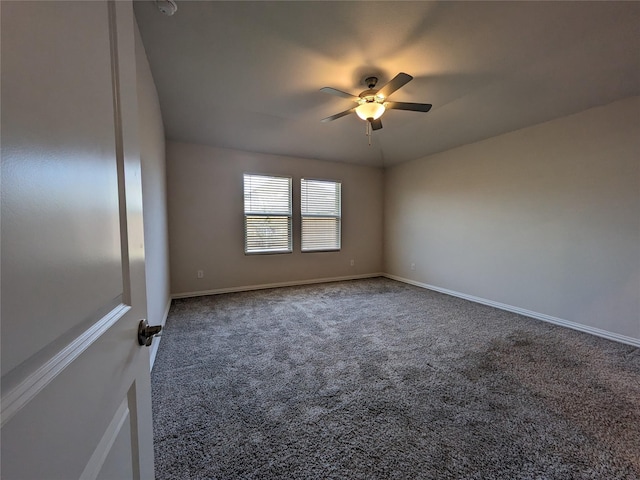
(301, 178, 341, 252)
(244, 174, 292, 254)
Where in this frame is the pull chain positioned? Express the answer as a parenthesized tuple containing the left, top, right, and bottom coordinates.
(366, 121, 372, 146)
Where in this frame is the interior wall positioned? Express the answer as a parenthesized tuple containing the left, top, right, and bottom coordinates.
(134, 22, 170, 331)
(384, 96, 640, 341)
(166, 142, 384, 296)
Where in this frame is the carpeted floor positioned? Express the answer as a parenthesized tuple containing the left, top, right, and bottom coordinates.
(151, 278, 640, 479)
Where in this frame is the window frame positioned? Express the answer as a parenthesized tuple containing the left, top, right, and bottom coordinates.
(300, 177, 342, 253)
(243, 173, 293, 255)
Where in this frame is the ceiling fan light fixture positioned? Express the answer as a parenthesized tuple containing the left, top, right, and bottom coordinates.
(321, 72, 430, 130)
(355, 101, 385, 121)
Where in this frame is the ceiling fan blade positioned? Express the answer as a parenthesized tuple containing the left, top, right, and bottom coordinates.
(370, 119, 383, 130)
(386, 101, 432, 112)
(320, 87, 359, 101)
(377, 72, 413, 99)
(321, 107, 356, 122)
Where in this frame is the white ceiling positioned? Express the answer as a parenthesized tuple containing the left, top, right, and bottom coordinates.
(134, 1, 640, 167)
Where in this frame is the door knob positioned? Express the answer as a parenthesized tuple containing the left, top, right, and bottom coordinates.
(138, 319, 162, 346)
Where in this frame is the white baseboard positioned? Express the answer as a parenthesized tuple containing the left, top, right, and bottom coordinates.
(171, 273, 384, 300)
(384, 274, 640, 348)
(149, 298, 172, 371)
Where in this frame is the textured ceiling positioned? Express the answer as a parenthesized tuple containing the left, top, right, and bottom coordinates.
(134, 1, 640, 167)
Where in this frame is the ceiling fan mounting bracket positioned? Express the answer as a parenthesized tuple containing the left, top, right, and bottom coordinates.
(364, 76, 379, 89)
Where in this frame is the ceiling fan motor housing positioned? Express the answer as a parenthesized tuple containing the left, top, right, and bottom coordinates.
(359, 89, 381, 101)
(359, 76, 387, 107)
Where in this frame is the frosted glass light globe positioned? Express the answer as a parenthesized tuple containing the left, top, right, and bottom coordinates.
(355, 102, 385, 121)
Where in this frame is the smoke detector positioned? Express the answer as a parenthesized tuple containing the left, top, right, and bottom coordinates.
(155, 0, 177, 16)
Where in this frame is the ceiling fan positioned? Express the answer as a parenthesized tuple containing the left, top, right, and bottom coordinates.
(320, 72, 432, 133)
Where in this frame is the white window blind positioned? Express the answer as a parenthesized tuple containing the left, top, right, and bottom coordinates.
(244, 174, 292, 254)
(301, 179, 341, 252)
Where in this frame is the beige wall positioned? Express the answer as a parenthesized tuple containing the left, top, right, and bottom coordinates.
(135, 22, 170, 331)
(384, 96, 640, 341)
(167, 142, 384, 295)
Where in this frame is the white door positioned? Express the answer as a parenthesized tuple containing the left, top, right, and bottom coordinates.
(1, 1, 155, 479)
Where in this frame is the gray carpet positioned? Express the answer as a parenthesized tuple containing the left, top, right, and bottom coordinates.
(151, 278, 640, 479)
